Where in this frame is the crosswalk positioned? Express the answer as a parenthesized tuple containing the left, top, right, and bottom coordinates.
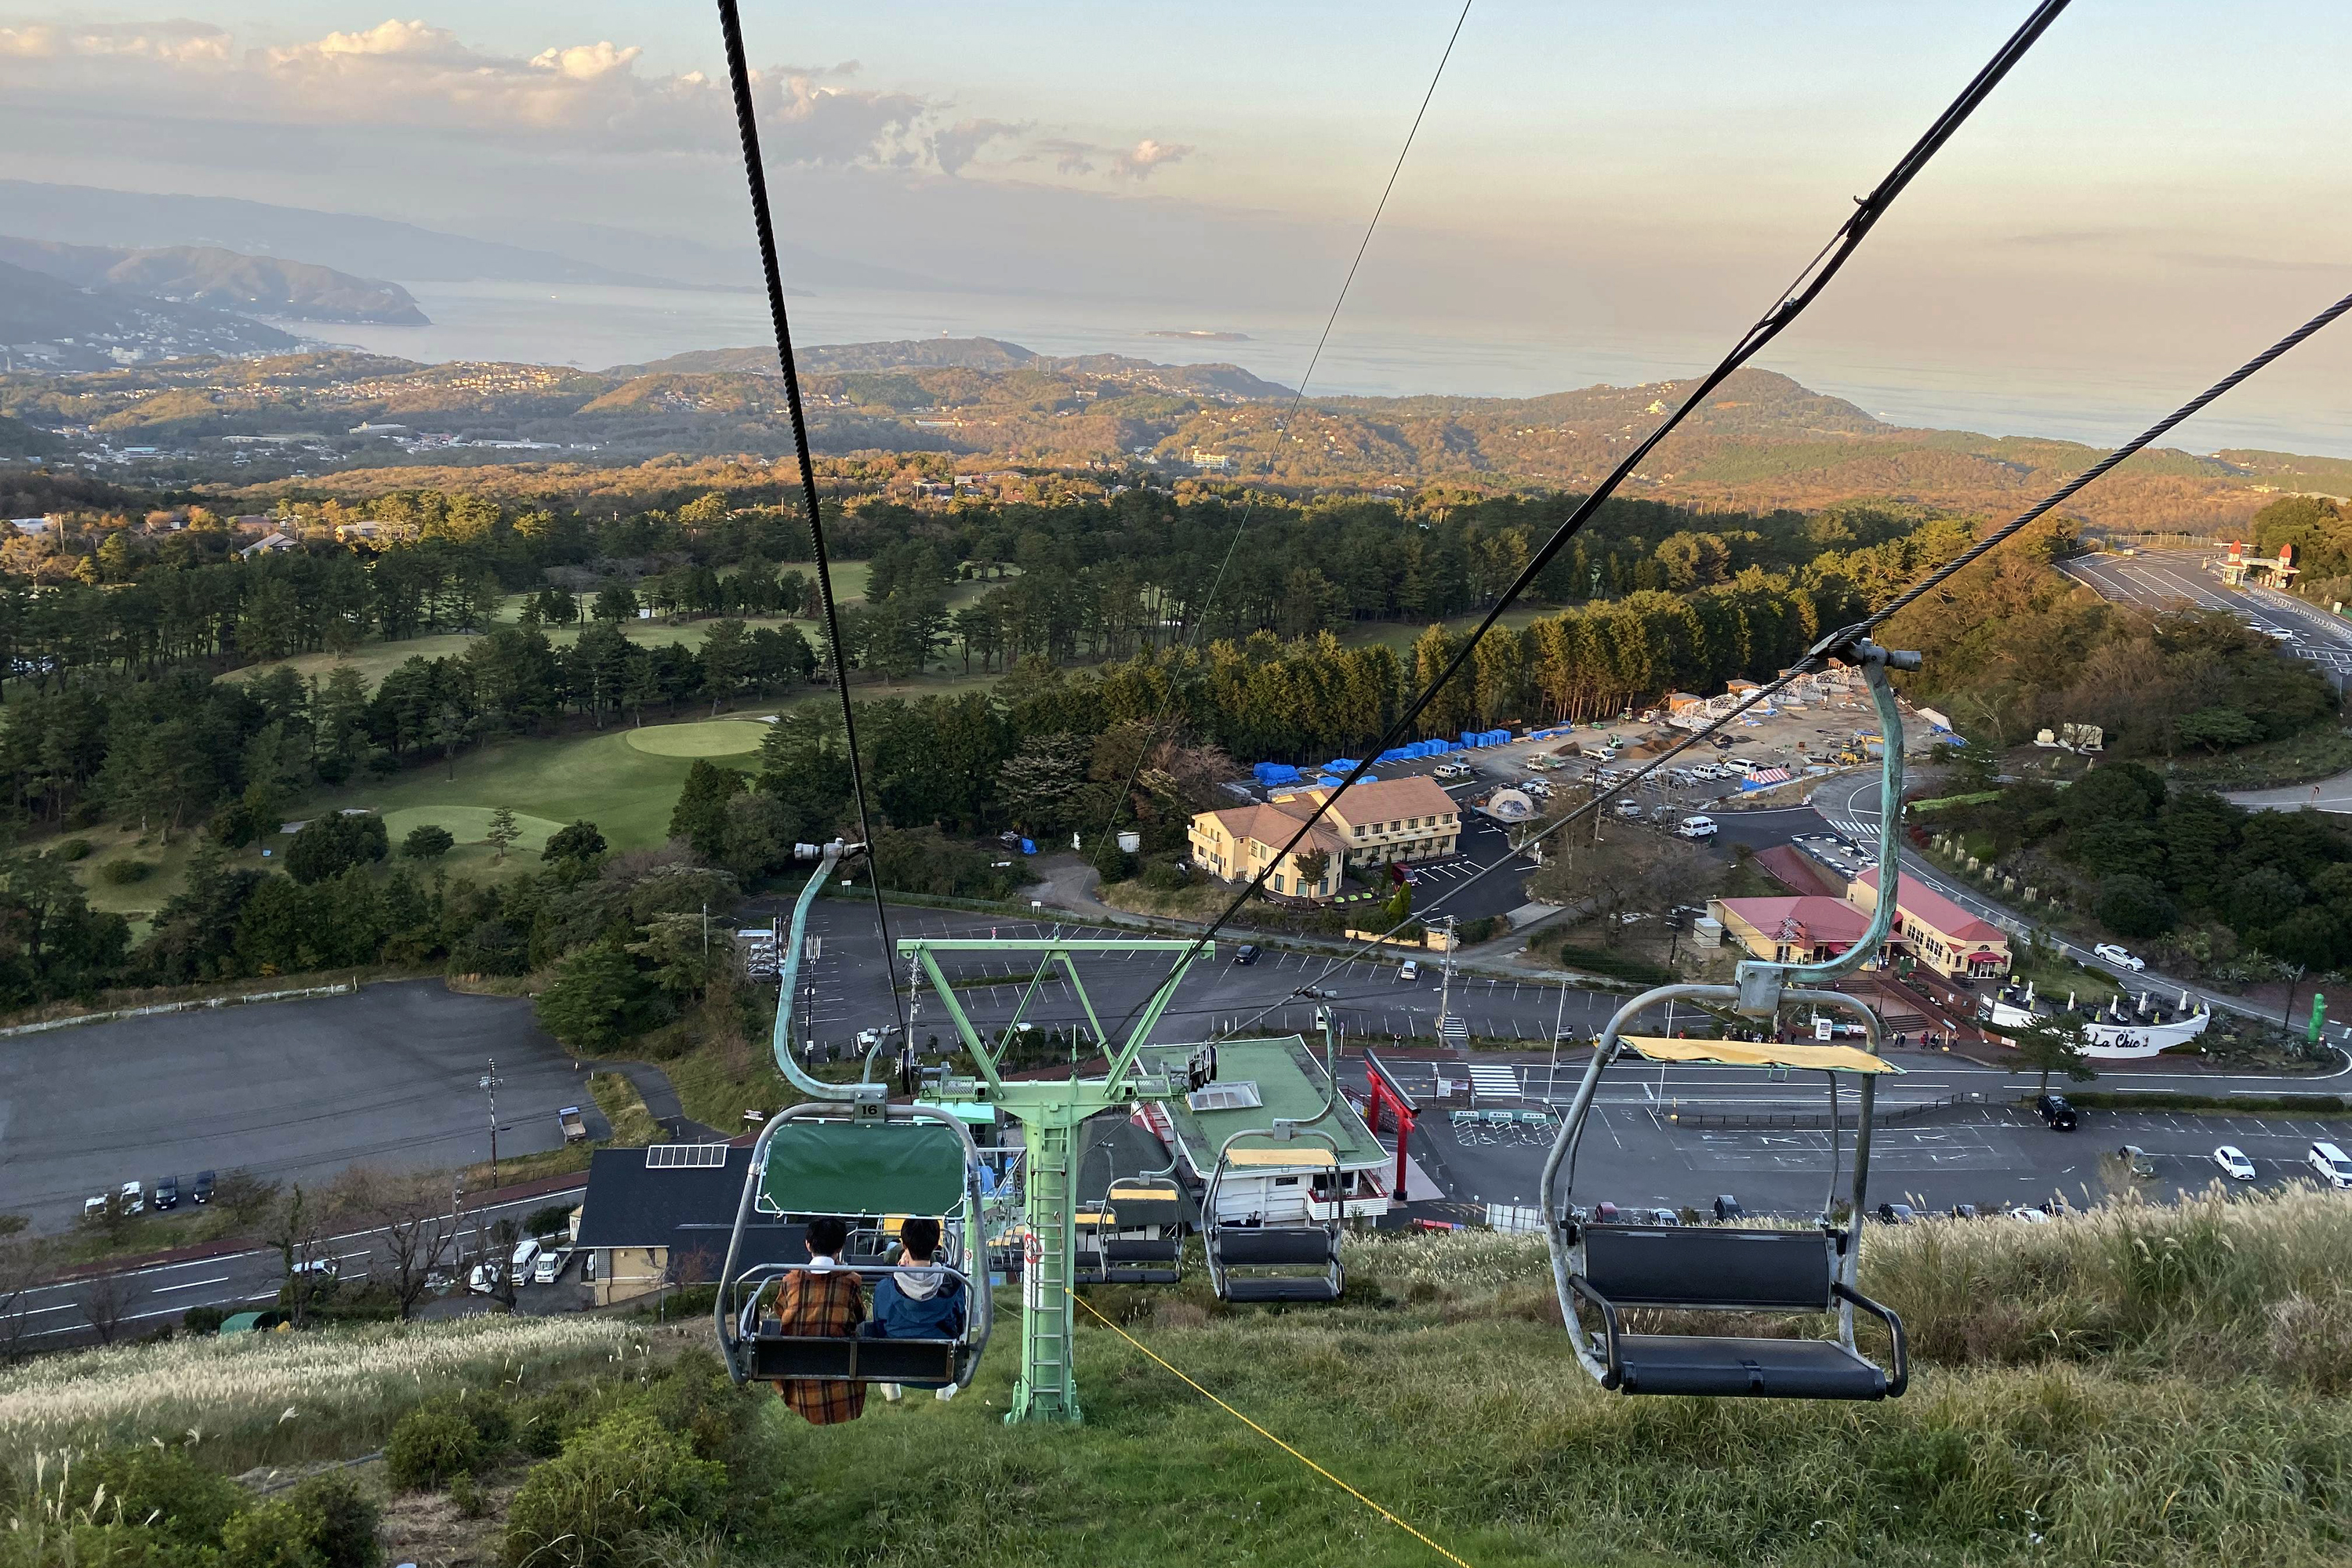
(1467, 1062, 1519, 1101)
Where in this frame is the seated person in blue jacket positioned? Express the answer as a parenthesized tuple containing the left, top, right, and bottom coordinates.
(865, 1215, 967, 1404)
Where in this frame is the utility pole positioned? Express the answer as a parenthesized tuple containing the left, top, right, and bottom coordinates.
(479, 1058, 502, 1190)
(1548, 977, 1570, 1098)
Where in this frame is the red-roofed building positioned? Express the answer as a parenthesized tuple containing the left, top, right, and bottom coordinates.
(1849, 867, 2011, 980)
(1707, 895, 1873, 966)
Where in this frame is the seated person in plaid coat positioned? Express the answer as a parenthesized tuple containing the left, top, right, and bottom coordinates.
(768, 1215, 866, 1425)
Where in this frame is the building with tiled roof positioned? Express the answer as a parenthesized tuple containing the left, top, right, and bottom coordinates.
(1189, 774, 1463, 902)
(1849, 867, 2010, 980)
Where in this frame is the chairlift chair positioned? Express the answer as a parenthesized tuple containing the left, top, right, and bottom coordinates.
(716, 1100, 995, 1389)
(1074, 1136, 1187, 1285)
(1202, 1127, 1345, 1304)
(1542, 1014, 1907, 1400)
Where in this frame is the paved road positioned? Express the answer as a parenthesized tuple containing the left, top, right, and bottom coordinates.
(2062, 548, 2352, 677)
(1809, 771, 2352, 1049)
(0, 983, 593, 1234)
(5, 1182, 586, 1348)
(1378, 1048, 2351, 1217)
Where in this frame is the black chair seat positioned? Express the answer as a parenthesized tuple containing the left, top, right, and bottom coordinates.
(1214, 1229, 1338, 1267)
(1105, 1238, 1181, 1264)
(1221, 1276, 1341, 1304)
(1611, 1334, 1887, 1399)
(748, 1333, 961, 1383)
(1098, 1267, 1182, 1285)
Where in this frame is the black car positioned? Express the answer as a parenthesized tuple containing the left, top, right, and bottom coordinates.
(1232, 945, 1261, 966)
(153, 1174, 179, 1210)
(2036, 1093, 2078, 1131)
(1875, 1201, 1917, 1225)
(192, 1170, 216, 1204)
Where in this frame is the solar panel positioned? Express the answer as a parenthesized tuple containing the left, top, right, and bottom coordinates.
(646, 1143, 729, 1169)
(1186, 1081, 1262, 1112)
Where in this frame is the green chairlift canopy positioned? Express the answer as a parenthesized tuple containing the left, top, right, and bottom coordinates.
(755, 1117, 971, 1217)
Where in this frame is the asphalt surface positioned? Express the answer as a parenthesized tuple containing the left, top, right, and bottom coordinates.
(5, 1181, 586, 1348)
(0, 982, 593, 1234)
(1365, 1049, 2352, 1218)
(2062, 547, 2352, 678)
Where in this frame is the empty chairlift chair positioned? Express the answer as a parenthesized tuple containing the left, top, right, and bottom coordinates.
(1203, 1127, 1345, 1304)
(1543, 1031, 1907, 1400)
(714, 1102, 994, 1390)
(1075, 1175, 1186, 1286)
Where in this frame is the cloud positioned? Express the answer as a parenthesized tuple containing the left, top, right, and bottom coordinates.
(1112, 138, 1192, 180)
(931, 117, 1031, 176)
(1027, 135, 1193, 181)
(0, 19, 230, 64)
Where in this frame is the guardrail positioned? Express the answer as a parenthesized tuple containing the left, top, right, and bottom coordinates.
(0, 980, 358, 1039)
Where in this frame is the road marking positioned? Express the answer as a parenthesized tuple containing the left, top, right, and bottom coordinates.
(151, 1274, 232, 1294)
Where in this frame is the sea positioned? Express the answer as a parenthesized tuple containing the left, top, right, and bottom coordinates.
(305, 279, 2352, 461)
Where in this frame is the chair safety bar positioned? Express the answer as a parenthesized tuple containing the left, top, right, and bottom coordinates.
(1203, 1126, 1345, 1305)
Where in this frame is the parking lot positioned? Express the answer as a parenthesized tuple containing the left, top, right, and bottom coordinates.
(0, 983, 590, 1233)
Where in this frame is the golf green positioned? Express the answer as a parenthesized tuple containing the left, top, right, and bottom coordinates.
(383, 806, 567, 853)
(623, 720, 771, 757)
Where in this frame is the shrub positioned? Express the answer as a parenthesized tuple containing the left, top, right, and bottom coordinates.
(180, 1305, 228, 1336)
(401, 824, 455, 860)
(57, 839, 91, 862)
(524, 1204, 575, 1240)
(98, 858, 151, 885)
(384, 1393, 506, 1489)
(285, 1472, 379, 1568)
(64, 1447, 245, 1546)
(502, 1410, 726, 1568)
(221, 1497, 323, 1568)
(2097, 873, 2177, 938)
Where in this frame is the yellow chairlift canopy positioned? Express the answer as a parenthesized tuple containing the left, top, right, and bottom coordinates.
(1616, 1036, 1904, 1075)
(1226, 1145, 1339, 1168)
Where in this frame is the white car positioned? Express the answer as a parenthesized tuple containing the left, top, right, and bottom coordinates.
(118, 1180, 144, 1216)
(2310, 1141, 2352, 1189)
(533, 1247, 572, 1285)
(1675, 815, 1718, 840)
(2004, 1205, 2053, 1225)
(2212, 1146, 2257, 1181)
(1434, 762, 1469, 780)
(1612, 797, 1642, 818)
(1399, 960, 1421, 982)
(510, 1237, 543, 1283)
(1522, 779, 1552, 798)
(2092, 943, 2146, 972)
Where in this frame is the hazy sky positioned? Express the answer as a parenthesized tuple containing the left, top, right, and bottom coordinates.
(5, 3, 2352, 445)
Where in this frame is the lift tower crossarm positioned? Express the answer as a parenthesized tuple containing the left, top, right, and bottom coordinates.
(898, 938, 1205, 1093)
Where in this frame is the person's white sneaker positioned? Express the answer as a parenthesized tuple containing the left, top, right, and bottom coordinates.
(880, 1383, 902, 1403)
(934, 1383, 959, 1403)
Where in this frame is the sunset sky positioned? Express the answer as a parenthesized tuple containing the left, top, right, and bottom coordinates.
(6, 3, 2350, 442)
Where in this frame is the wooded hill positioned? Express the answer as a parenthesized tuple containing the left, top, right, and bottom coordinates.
(11, 338, 2352, 532)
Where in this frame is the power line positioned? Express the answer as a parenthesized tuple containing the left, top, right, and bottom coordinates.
(717, 0, 907, 1041)
(1208, 280, 2352, 1044)
(1114, 0, 2071, 1031)
(1087, 0, 1476, 864)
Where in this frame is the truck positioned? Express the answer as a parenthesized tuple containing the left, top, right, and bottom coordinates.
(558, 1105, 588, 1144)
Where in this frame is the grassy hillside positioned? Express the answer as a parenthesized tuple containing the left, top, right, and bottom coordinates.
(6, 1187, 2349, 1568)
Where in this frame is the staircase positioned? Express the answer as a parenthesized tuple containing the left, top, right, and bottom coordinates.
(1012, 1118, 1080, 1423)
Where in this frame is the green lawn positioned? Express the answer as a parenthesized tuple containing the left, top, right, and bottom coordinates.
(622, 719, 771, 757)
(317, 728, 710, 851)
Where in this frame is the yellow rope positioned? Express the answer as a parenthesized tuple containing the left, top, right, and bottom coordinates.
(1066, 1288, 1475, 1568)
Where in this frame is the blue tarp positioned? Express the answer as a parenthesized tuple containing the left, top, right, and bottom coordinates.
(1324, 758, 1362, 772)
(1377, 748, 1410, 764)
(1314, 775, 1345, 788)
(1019, 838, 1036, 855)
(1253, 762, 1302, 786)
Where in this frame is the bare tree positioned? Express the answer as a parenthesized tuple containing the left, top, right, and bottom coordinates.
(266, 1185, 339, 1329)
(472, 1216, 524, 1313)
(80, 1269, 140, 1345)
(212, 1168, 283, 1228)
(0, 1229, 47, 1363)
(372, 1172, 465, 1321)
(1532, 831, 1713, 947)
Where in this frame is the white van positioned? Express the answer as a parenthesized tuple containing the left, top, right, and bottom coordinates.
(2309, 1142, 2352, 1189)
(1675, 815, 1718, 840)
(1719, 757, 1757, 777)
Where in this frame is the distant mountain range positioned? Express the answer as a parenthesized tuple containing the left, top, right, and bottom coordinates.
(0, 238, 426, 325)
(612, 337, 1294, 400)
(0, 260, 300, 371)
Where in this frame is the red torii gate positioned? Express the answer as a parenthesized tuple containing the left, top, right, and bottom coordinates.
(1360, 1049, 1417, 1204)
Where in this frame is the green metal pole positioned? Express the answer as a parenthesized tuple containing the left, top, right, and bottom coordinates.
(1010, 1101, 1083, 1423)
